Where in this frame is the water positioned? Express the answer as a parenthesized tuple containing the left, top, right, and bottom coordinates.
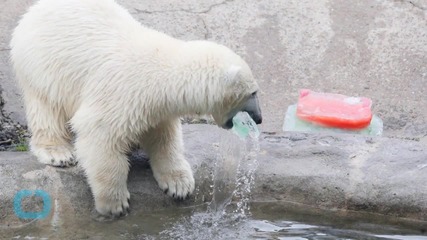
(156, 201, 426, 240)
(160, 120, 261, 240)
(6, 202, 425, 240)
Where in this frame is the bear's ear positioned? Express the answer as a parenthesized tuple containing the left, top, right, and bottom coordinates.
(225, 65, 241, 83)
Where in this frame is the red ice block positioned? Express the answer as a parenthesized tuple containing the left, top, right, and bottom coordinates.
(296, 89, 373, 129)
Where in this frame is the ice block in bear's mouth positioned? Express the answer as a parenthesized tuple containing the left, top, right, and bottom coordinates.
(231, 112, 260, 139)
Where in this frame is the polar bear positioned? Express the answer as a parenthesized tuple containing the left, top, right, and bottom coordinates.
(10, 0, 262, 217)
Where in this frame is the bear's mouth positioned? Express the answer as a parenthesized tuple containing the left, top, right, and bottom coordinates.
(223, 118, 234, 129)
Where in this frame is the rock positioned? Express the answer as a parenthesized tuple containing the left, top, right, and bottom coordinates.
(0, 125, 426, 225)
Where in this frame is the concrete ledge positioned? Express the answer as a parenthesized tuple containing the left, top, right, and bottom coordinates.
(0, 124, 426, 228)
(254, 131, 427, 221)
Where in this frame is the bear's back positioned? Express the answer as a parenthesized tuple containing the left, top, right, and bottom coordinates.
(10, 0, 145, 100)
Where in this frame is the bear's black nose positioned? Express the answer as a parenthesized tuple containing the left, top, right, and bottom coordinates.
(250, 112, 262, 125)
(254, 115, 262, 124)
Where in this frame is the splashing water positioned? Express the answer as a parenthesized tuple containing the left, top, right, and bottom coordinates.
(210, 128, 260, 219)
(161, 113, 260, 240)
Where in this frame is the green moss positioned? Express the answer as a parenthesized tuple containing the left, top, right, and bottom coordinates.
(15, 144, 28, 152)
(13, 132, 29, 152)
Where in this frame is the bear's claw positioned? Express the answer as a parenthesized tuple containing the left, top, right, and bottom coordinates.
(93, 195, 130, 222)
(95, 188, 131, 219)
(111, 203, 130, 218)
(164, 188, 189, 201)
(156, 169, 195, 200)
(32, 143, 77, 167)
(113, 198, 130, 217)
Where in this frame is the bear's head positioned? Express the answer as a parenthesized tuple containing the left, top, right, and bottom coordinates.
(179, 40, 262, 129)
(211, 55, 263, 130)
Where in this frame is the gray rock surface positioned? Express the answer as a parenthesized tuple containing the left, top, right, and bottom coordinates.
(0, 0, 33, 126)
(0, 0, 31, 150)
(0, 125, 426, 236)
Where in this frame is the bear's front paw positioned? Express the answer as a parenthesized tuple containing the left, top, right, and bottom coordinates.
(155, 162, 195, 199)
(94, 187, 130, 219)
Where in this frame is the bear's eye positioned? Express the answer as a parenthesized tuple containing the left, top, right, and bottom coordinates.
(251, 91, 257, 96)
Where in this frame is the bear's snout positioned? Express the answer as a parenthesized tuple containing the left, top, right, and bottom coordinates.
(250, 112, 262, 125)
(242, 92, 262, 125)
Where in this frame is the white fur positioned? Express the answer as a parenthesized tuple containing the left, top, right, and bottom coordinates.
(10, 0, 259, 217)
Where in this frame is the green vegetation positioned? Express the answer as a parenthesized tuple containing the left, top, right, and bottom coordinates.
(14, 129, 29, 152)
(15, 143, 28, 152)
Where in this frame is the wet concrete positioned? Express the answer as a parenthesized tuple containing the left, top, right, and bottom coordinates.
(0, 125, 426, 233)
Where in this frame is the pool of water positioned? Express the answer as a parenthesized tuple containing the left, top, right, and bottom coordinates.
(3, 202, 426, 239)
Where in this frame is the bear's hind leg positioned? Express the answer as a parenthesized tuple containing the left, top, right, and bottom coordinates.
(141, 119, 195, 199)
(25, 94, 75, 167)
